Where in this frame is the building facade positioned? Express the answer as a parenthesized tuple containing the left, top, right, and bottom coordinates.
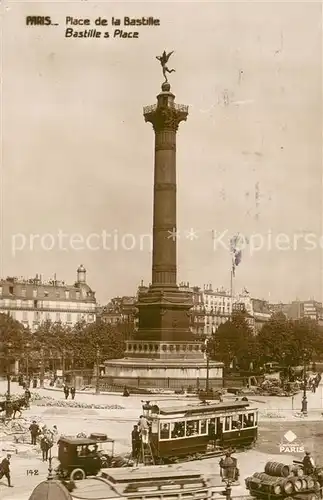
(0, 265, 96, 331)
(97, 295, 138, 337)
(269, 300, 323, 322)
(179, 283, 270, 335)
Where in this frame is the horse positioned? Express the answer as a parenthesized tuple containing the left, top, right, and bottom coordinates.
(11, 397, 28, 418)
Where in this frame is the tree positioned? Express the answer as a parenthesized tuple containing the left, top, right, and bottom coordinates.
(0, 313, 27, 373)
(209, 311, 258, 370)
(257, 313, 321, 367)
(257, 312, 294, 366)
(75, 319, 126, 368)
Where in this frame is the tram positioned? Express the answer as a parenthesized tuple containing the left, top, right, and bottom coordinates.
(141, 400, 258, 462)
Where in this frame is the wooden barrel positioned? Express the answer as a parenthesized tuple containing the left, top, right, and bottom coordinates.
(245, 477, 261, 490)
(306, 477, 316, 490)
(299, 478, 308, 490)
(264, 461, 291, 477)
(265, 462, 290, 477)
(252, 473, 283, 495)
(291, 465, 304, 477)
(288, 476, 303, 492)
(293, 494, 318, 500)
(282, 478, 296, 495)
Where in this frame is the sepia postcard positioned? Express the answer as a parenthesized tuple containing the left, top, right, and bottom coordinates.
(0, 1, 322, 499)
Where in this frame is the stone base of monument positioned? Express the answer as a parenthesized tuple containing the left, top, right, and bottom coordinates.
(101, 341, 224, 391)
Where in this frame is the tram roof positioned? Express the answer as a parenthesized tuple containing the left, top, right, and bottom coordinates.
(154, 400, 251, 415)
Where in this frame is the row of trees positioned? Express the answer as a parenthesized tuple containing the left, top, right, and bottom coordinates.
(0, 313, 126, 373)
(207, 311, 323, 372)
(1, 310, 323, 375)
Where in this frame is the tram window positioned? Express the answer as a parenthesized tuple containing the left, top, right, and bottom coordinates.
(231, 417, 241, 430)
(200, 419, 207, 434)
(160, 423, 170, 440)
(243, 413, 254, 428)
(186, 420, 199, 436)
(151, 420, 159, 434)
(171, 421, 185, 438)
(208, 418, 216, 437)
(224, 416, 231, 431)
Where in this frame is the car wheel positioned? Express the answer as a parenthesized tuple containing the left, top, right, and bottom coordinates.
(70, 468, 86, 481)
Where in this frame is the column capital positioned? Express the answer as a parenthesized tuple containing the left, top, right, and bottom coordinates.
(143, 104, 188, 132)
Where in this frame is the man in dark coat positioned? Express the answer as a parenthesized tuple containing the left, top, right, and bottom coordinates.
(29, 421, 40, 445)
(40, 435, 51, 461)
(70, 387, 76, 400)
(64, 386, 69, 399)
(24, 388, 31, 408)
(303, 451, 315, 475)
(0, 454, 13, 487)
(131, 425, 140, 462)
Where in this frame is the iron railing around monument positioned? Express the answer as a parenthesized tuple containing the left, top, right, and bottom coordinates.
(143, 103, 189, 114)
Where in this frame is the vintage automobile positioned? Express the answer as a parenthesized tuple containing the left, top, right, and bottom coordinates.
(56, 435, 115, 480)
(141, 399, 258, 463)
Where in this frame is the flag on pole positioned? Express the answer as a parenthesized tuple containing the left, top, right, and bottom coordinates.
(230, 234, 243, 276)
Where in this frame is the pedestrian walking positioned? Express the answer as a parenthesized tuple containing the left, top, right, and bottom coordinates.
(0, 454, 13, 487)
(64, 386, 69, 399)
(24, 388, 31, 408)
(29, 421, 40, 445)
(70, 387, 76, 400)
(40, 435, 51, 462)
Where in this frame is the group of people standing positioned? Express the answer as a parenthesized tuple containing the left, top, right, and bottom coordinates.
(29, 421, 58, 461)
(63, 385, 76, 400)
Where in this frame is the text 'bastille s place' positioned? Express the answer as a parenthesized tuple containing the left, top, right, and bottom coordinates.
(65, 16, 160, 26)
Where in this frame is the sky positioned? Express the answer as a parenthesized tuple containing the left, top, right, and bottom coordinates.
(1, 1, 322, 305)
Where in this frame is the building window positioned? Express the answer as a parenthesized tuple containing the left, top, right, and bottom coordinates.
(56, 312, 61, 322)
(76, 291, 80, 300)
(34, 311, 40, 321)
(10, 311, 16, 319)
(9, 286, 14, 295)
(65, 290, 69, 299)
(22, 288, 26, 297)
(45, 312, 50, 320)
(66, 313, 72, 323)
(77, 313, 81, 322)
(44, 291, 49, 297)
(56, 291, 60, 299)
(22, 311, 28, 321)
(33, 289, 37, 298)
(0, 287, 2, 296)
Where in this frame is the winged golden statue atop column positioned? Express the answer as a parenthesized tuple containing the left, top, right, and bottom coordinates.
(156, 50, 176, 83)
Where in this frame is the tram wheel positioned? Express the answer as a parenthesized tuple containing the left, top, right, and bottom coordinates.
(70, 468, 86, 481)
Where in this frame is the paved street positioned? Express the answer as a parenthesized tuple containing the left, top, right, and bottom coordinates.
(1, 381, 322, 499)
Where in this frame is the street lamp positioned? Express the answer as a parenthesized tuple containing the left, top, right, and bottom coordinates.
(25, 342, 30, 382)
(203, 339, 210, 393)
(6, 342, 13, 418)
(301, 355, 308, 416)
(95, 345, 100, 395)
(47, 446, 54, 480)
(220, 452, 239, 500)
(39, 346, 45, 388)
